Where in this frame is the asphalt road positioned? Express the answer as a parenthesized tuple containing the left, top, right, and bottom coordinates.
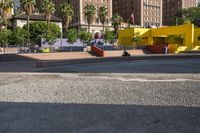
(42, 59, 200, 73)
(0, 58, 200, 73)
(0, 59, 200, 133)
(0, 72, 200, 133)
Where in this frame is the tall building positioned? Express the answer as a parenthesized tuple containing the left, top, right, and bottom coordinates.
(36, 0, 113, 34)
(163, 0, 198, 26)
(113, 0, 163, 28)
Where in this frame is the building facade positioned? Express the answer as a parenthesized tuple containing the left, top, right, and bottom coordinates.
(163, 0, 198, 26)
(11, 14, 63, 31)
(36, 0, 113, 34)
(113, 0, 163, 28)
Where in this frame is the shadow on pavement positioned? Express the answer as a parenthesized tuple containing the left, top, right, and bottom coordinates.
(0, 102, 199, 133)
(0, 54, 38, 62)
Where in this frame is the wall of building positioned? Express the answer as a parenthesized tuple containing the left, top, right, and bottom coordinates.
(118, 28, 150, 46)
(113, 0, 162, 27)
(118, 24, 195, 49)
(15, 20, 63, 32)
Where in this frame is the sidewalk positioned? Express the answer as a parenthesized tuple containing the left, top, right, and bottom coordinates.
(0, 52, 94, 62)
(36, 54, 200, 67)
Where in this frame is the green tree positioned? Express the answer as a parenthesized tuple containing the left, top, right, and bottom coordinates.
(66, 28, 78, 51)
(20, 0, 36, 47)
(0, 29, 11, 53)
(43, 31, 57, 52)
(0, 0, 13, 29)
(111, 14, 123, 37)
(104, 29, 115, 44)
(59, 2, 74, 33)
(40, 0, 55, 31)
(99, 5, 108, 32)
(79, 30, 93, 46)
(174, 7, 200, 27)
(23, 21, 61, 46)
(132, 32, 143, 47)
(84, 4, 96, 32)
(10, 27, 28, 46)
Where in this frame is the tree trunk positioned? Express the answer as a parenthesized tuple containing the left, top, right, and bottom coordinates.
(65, 20, 69, 32)
(88, 23, 90, 32)
(47, 20, 50, 32)
(47, 14, 51, 32)
(71, 43, 73, 52)
(103, 21, 105, 32)
(3, 11, 8, 30)
(88, 19, 91, 32)
(4, 19, 7, 30)
(27, 14, 30, 51)
(3, 44, 5, 54)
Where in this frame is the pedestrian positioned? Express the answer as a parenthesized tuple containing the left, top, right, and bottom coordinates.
(165, 45, 168, 54)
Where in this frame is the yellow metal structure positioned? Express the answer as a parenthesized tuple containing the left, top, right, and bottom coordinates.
(118, 24, 199, 53)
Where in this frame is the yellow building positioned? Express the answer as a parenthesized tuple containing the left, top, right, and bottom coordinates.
(118, 24, 200, 53)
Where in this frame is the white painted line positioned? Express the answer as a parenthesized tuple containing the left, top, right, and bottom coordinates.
(83, 76, 200, 82)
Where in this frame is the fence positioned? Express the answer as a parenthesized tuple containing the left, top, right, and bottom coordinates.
(0, 47, 19, 54)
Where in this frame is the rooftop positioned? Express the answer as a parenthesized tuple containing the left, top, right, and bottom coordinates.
(12, 14, 62, 22)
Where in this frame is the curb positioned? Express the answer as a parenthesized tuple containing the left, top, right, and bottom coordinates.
(36, 54, 200, 67)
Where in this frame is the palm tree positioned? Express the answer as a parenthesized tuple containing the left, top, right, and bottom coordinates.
(99, 5, 108, 32)
(84, 4, 96, 32)
(59, 2, 74, 33)
(0, 0, 13, 29)
(40, 0, 55, 31)
(111, 14, 123, 37)
(20, 0, 36, 47)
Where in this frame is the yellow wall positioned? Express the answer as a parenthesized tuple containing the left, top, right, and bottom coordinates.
(194, 28, 200, 46)
(118, 24, 195, 49)
(118, 28, 149, 46)
(150, 24, 194, 48)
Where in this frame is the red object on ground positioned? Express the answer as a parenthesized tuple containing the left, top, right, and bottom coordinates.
(146, 45, 165, 54)
(91, 45, 104, 57)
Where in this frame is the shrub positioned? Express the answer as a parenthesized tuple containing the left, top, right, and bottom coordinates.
(10, 27, 28, 46)
(0, 29, 11, 47)
(104, 29, 115, 43)
(79, 30, 93, 45)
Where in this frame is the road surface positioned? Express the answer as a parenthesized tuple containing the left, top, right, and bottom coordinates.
(0, 59, 200, 132)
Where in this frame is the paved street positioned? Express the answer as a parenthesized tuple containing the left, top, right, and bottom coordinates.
(0, 59, 200, 73)
(43, 59, 200, 73)
(0, 59, 200, 132)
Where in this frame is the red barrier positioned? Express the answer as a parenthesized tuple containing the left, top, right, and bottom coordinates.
(91, 45, 104, 57)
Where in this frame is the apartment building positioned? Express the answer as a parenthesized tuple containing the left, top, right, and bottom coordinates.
(163, 0, 198, 25)
(36, 0, 113, 34)
(113, 0, 163, 28)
